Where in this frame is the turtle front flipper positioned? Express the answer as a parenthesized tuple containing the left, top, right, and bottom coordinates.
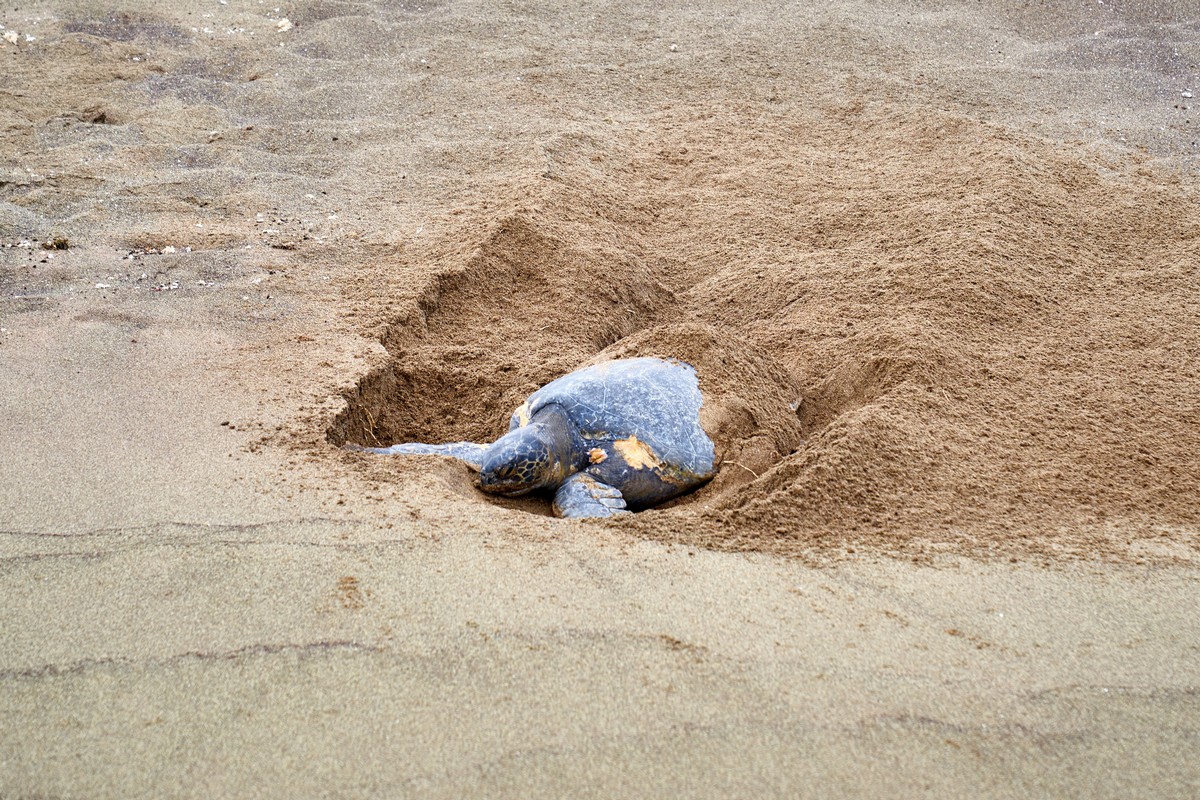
(552, 473, 630, 518)
(346, 442, 489, 470)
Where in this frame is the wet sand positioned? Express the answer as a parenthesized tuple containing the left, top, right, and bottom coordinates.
(2, 0, 1199, 796)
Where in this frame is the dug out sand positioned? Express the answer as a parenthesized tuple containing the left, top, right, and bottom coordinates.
(1, 1, 1198, 797)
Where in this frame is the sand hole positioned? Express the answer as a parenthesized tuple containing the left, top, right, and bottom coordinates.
(328, 212, 809, 516)
(326, 110, 1200, 558)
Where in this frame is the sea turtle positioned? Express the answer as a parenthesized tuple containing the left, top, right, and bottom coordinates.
(352, 357, 717, 517)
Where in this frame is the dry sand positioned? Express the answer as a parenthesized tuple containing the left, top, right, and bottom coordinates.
(2, 0, 1199, 797)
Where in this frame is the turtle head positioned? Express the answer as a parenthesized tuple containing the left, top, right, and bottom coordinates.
(478, 404, 578, 496)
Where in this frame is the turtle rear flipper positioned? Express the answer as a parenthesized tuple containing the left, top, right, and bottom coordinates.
(552, 473, 630, 518)
(346, 441, 488, 470)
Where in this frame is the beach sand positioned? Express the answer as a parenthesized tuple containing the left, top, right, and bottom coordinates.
(2, 0, 1198, 796)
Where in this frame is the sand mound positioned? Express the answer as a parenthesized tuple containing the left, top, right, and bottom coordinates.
(332, 105, 1200, 561)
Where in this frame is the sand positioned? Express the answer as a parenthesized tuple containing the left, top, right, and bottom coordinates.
(2, 0, 1199, 796)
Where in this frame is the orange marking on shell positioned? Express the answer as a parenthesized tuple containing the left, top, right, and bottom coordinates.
(588, 448, 607, 464)
(613, 434, 662, 470)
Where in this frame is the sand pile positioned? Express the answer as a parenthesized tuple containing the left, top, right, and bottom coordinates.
(332, 103, 1199, 561)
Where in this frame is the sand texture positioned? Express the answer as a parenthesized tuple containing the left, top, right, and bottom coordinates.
(2, 0, 1199, 797)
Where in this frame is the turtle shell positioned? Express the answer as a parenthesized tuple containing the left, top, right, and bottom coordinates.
(509, 357, 717, 506)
